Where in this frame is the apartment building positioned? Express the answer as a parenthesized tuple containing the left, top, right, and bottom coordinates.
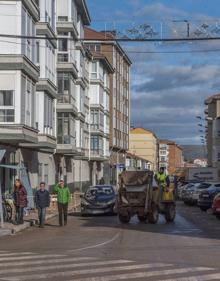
(205, 93, 220, 178)
(0, 0, 41, 191)
(0, 0, 93, 192)
(88, 52, 114, 185)
(84, 27, 132, 184)
(56, 0, 91, 190)
(159, 140, 183, 175)
(129, 128, 158, 172)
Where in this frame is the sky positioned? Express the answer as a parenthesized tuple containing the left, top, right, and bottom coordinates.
(87, 0, 220, 144)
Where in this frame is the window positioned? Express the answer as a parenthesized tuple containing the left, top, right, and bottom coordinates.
(91, 136, 103, 153)
(160, 156, 166, 162)
(36, 41, 40, 64)
(91, 109, 99, 129)
(0, 90, 14, 122)
(25, 80, 31, 126)
(58, 38, 68, 52)
(91, 62, 98, 79)
(57, 73, 70, 95)
(57, 113, 75, 145)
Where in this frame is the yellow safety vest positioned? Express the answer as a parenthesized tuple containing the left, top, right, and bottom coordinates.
(156, 173, 167, 186)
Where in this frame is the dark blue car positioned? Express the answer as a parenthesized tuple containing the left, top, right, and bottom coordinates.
(81, 185, 116, 215)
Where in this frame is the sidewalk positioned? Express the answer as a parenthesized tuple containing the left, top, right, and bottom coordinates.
(0, 192, 81, 236)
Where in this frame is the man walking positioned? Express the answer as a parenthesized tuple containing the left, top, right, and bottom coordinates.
(54, 180, 71, 226)
(35, 182, 50, 228)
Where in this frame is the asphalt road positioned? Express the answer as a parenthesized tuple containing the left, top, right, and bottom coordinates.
(0, 202, 220, 281)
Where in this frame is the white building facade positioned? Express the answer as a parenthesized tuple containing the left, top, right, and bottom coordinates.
(88, 53, 114, 185)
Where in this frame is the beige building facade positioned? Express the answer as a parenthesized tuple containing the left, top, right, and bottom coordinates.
(129, 128, 158, 172)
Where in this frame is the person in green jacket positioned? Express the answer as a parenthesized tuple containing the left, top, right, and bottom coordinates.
(54, 180, 71, 226)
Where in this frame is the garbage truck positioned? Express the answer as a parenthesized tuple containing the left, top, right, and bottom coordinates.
(117, 170, 176, 224)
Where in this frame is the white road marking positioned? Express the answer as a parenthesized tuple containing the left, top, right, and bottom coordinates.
(0, 252, 34, 257)
(0, 257, 96, 268)
(162, 272, 220, 281)
(1, 263, 175, 281)
(69, 267, 215, 281)
(0, 254, 65, 262)
(68, 232, 120, 253)
(0, 259, 133, 275)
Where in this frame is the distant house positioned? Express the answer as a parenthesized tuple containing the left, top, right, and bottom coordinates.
(159, 140, 183, 175)
(129, 128, 158, 172)
(193, 158, 207, 167)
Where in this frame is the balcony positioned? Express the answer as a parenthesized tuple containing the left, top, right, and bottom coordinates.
(36, 22, 57, 48)
(90, 124, 104, 136)
(0, 124, 38, 144)
(57, 54, 78, 79)
(90, 149, 106, 161)
(57, 95, 78, 115)
(0, 55, 39, 82)
(22, 0, 40, 21)
(56, 135, 77, 155)
(57, 17, 78, 39)
(36, 78, 57, 99)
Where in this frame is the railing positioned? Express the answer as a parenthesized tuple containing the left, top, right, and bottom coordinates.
(90, 149, 104, 157)
(57, 135, 76, 145)
(58, 53, 69, 63)
(57, 94, 75, 105)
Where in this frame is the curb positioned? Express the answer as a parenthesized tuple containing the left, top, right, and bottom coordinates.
(0, 208, 77, 237)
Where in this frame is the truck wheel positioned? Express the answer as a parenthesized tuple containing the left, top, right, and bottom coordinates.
(137, 215, 147, 222)
(118, 214, 130, 224)
(165, 204, 176, 223)
(148, 204, 159, 224)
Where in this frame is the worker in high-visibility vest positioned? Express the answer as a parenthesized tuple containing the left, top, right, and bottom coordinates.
(155, 167, 170, 190)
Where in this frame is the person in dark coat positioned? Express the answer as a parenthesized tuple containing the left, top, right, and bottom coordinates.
(13, 179, 28, 225)
(35, 182, 50, 228)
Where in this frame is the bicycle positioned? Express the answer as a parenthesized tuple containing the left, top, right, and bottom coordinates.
(2, 195, 13, 223)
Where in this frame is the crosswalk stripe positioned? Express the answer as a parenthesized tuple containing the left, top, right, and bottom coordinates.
(2, 264, 201, 281)
(0, 259, 133, 275)
(0, 254, 65, 262)
(0, 252, 34, 257)
(0, 257, 96, 268)
(69, 267, 215, 281)
(160, 273, 220, 281)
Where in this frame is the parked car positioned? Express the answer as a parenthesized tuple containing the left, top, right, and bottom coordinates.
(182, 183, 205, 205)
(198, 183, 220, 211)
(81, 185, 116, 216)
(212, 193, 220, 219)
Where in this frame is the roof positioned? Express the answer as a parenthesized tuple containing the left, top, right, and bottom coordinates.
(130, 127, 157, 139)
(75, 0, 91, 25)
(84, 27, 132, 66)
(91, 51, 114, 73)
(205, 93, 220, 105)
(159, 139, 182, 150)
(126, 152, 149, 162)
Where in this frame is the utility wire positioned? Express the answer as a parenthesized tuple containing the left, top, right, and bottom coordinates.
(1, 38, 220, 54)
(1, 33, 220, 42)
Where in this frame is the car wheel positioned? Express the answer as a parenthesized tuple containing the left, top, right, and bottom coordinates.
(165, 204, 176, 223)
(118, 213, 130, 224)
(200, 207, 208, 212)
(216, 214, 220, 220)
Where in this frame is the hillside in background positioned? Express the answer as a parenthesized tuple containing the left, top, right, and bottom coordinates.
(181, 145, 206, 161)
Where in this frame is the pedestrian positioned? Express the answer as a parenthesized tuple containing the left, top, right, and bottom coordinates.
(35, 182, 50, 228)
(13, 179, 28, 225)
(54, 180, 71, 226)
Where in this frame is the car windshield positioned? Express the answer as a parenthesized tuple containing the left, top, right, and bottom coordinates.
(197, 183, 212, 189)
(85, 186, 114, 198)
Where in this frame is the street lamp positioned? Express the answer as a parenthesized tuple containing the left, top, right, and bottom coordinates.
(173, 20, 190, 37)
